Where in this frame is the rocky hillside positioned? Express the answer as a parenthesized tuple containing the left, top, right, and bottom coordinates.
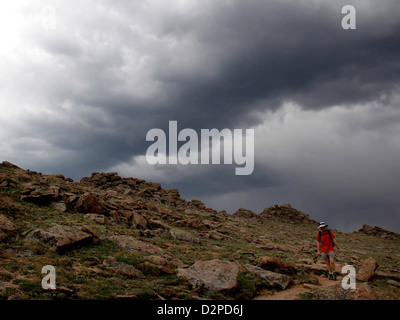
(0, 161, 400, 300)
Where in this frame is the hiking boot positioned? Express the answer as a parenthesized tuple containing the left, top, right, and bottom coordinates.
(328, 273, 333, 280)
(333, 272, 337, 281)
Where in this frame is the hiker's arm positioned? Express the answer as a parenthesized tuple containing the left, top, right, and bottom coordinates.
(333, 238, 340, 251)
(317, 240, 321, 255)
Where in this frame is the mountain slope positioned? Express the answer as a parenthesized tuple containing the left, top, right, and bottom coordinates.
(0, 161, 399, 300)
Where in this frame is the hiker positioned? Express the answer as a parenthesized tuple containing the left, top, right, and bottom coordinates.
(317, 222, 340, 280)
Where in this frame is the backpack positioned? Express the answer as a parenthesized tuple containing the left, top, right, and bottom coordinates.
(319, 230, 335, 247)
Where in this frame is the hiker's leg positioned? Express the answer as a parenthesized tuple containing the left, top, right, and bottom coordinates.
(328, 251, 337, 280)
(325, 258, 333, 279)
(329, 257, 335, 273)
(325, 258, 332, 272)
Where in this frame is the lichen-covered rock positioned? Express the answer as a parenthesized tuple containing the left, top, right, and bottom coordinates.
(103, 259, 145, 278)
(177, 259, 239, 293)
(107, 235, 183, 267)
(169, 228, 200, 244)
(357, 257, 379, 282)
(26, 225, 95, 252)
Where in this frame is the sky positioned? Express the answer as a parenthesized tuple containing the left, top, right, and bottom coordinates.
(1, 0, 400, 232)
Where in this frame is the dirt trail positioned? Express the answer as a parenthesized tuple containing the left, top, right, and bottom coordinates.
(254, 275, 340, 300)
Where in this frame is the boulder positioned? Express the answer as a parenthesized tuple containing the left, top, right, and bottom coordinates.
(232, 208, 257, 218)
(75, 193, 108, 215)
(26, 225, 95, 252)
(84, 213, 106, 225)
(80, 172, 122, 188)
(295, 263, 327, 275)
(131, 212, 149, 229)
(50, 202, 67, 212)
(149, 219, 171, 230)
(103, 259, 145, 278)
(353, 283, 379, 300)
(244, 264, 291, 290)
(81, 225, 100, 244)
(0, 214, 16, 240)
(312, 283, 378, 300)
(169, 228, 201, 244)
(118, 209, 134, 220)
(177, 259, 239, 293)
(357, 257, 378, 282)
(147, 255, 169, 266)
(107, 235, 183, 267)
(166, 189, 180, 199)
(189, 199, 206, 209)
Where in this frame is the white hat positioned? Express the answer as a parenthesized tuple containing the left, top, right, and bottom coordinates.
(318, 222, 328, 228)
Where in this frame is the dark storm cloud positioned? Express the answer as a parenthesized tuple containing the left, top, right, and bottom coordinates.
(52, 0, 400, 159)
(5, 1, 400, 151)
(15, 0, 400, 126)
(19, 0, 400, 128)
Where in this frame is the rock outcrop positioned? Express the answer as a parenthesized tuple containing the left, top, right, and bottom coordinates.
(232, 208, 257, 219)
(26, 225, 96, 252)
(259, 204, 316, 224)
(107, 235, 183, 268)
(356, 225, 400, 240)
(177, 259, 239, 293)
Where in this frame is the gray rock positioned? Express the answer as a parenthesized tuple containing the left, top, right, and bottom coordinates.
(84, 213, 106, 224)
(244, 264, 291, 290)
(312, 283, 379, 300)
(50, 202, 67, 212)
(103, 259, 145, 278)
(107, 235, 183, 267)
(295, 263, 328, 275)
(26, 225, 95, 252)
(169, 228, 201, 244)
(0, 214, 16, 241)
(177, 259, 239, 293)
(131, 212, 148, 229)
(232, 208, 257, 218)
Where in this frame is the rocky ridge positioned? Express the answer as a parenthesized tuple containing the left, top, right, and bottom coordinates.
(1, 161, 400, 300)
